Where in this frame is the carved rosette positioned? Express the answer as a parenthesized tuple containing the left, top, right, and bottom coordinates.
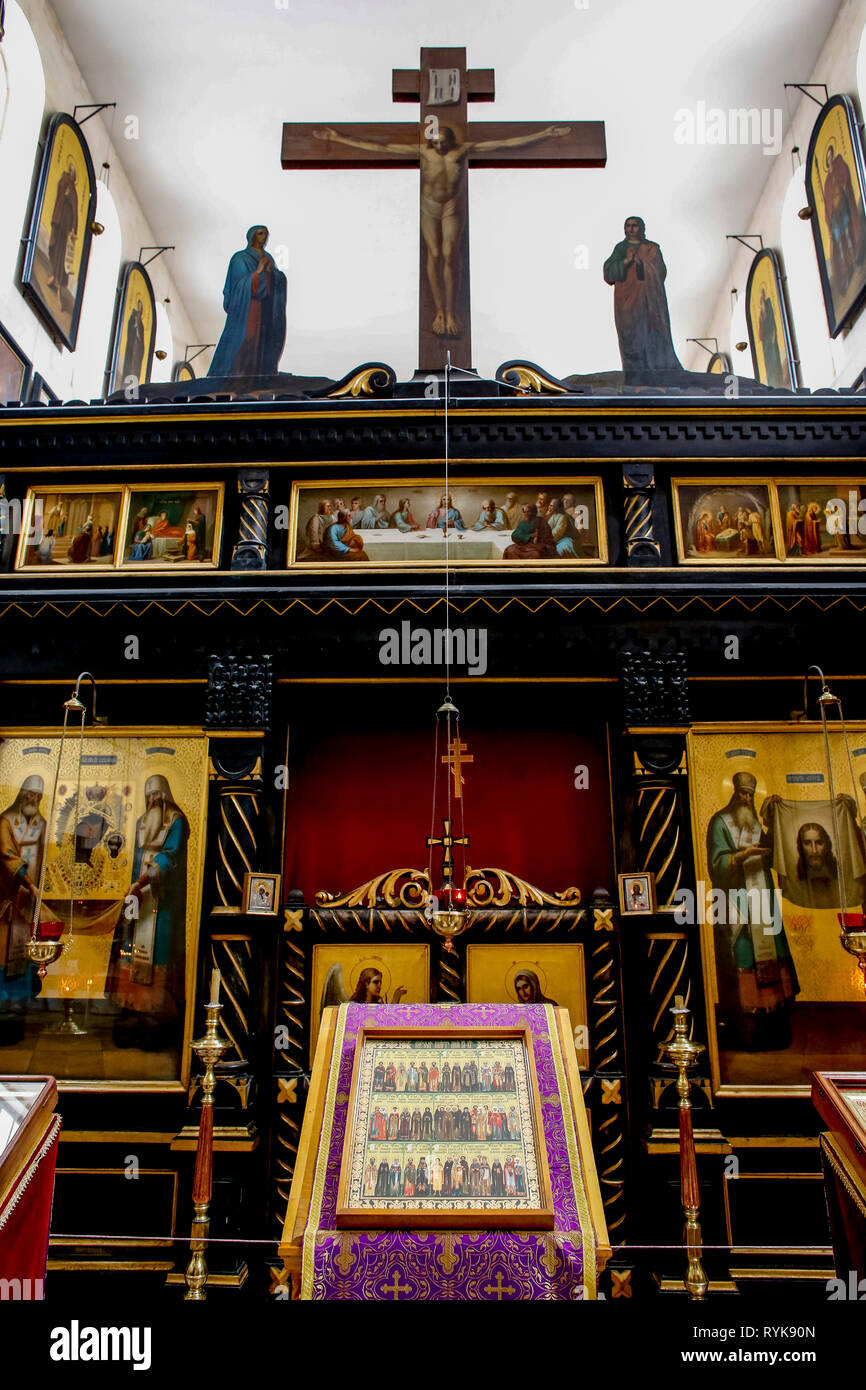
(231, 467, 270, 571)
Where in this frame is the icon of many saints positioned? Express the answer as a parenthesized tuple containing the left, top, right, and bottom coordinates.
(372, 1057, 516, 1093)
(363, 1152, 526, 1200)
(368, 1100, 521, 1144)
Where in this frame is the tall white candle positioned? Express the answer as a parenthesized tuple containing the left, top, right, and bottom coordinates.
(209, 967, 221, 1005)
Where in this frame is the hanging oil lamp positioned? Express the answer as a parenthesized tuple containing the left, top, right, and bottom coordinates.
(803, 666, 866, 995)
(26, 674, 99, 996)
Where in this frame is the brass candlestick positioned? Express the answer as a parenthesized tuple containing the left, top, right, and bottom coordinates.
(660, 995, 708, 1300)
(184, 991, 229, 1301)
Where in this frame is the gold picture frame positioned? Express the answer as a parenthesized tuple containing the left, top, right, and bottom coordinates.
(686, 721, 866, 1098)
(618, 871, 656, 916)
(242, 871, 280, 916)
(335, 1022, 555, 1230)
(106, 261, 157, 397)
(805, 94, 866, 338)
(15, 487, 124, 571)
(671, 478, 780, 563)
(0, 726, 211, 1091)
(117, 483, 224, 569)
(287, 473, 607, 570)
(19, 113, 97, 351)
(309, 943, 430, 1063)
(775, 477, 866, 561)
(464, 943, 588, 1067)
(744, 247, 797, 390)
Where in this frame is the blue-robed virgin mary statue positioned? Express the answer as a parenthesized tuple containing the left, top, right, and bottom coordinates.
(207, 225, 287, 377)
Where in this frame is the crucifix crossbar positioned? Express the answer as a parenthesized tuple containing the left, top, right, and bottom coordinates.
(426, 817, 469, 882)
(281, 46, 606, 371)
(442, 736, 473, 798)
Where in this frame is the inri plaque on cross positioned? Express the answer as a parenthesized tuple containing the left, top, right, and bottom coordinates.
(281, 47, 606, 372)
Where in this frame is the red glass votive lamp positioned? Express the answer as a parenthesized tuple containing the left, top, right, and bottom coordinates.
(436, 886, 467, 911)
(35, 918, 64, 941)
(838, 912, 866, 929)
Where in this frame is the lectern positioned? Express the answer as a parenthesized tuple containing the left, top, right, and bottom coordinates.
(812, 1071, 866, 1287)
(280, 1002, 609, 1300)
(0, 1076, 60, 1298)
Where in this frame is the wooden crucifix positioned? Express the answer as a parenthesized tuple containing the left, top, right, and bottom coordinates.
(426, 817, 469, 883)
(281, 47, 606, 372)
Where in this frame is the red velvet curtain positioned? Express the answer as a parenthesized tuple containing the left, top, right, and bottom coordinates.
(285, 725, 612, 903)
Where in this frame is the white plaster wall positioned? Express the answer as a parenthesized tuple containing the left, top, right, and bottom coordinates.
(0, 0, 198, 399)
(696, 0, 866, 387)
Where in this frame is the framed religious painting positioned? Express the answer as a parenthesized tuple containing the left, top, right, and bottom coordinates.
(335, 1022, 555, 1229)
(0, 729, 210, 1088)
(805, 95, 866, 338)
(15, 486, 124, 571)
(310, 943, 429, 1061)
(20, 113, 97, 351)
(685, 723, 866, 1096)
(106, 262, 157, 396)
(287, 473, 607, 569)
(117, 483, 223, 568)
(28, 373, 60, 407)
(744, 248, 797, 390)
(775, 479, 866, 560)
(465, 943, 588, 1067)
(0, 320, 31, 404)
(671, 479, 780, 563)
(618, 870, 656, 916)
(242, 871, 280, 916)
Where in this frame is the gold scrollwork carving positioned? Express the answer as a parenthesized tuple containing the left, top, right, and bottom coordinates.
(315, 868, 432, 909)
(504, 364, 569, 395)
(327, 367, 384, 398)
(315, 865, 581, 910)
(464, 867, 581, 909)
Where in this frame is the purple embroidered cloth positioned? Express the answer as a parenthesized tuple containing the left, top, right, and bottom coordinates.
(301, 1002, 595, 1300)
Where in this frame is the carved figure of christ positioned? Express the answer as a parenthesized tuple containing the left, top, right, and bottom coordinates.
(312, 123, 570, 341)
(282, 47, 606, 371)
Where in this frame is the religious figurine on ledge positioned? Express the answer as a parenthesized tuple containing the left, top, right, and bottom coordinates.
(603, 216, 683, 380)
(207, 225, 287, 378)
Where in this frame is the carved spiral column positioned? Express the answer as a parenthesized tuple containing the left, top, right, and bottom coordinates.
(647, 930, 692, 1071)
(271, 894, 307, 1233)
(231, 467, 270, 570)
(634, 780, 683, 910)
(214, 782, 261, 910)
(436, 946, 462, 1004)
(206, 743, 265, 1069)
(588, 891, 627, 1242)
(622, 462, 661, 566)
